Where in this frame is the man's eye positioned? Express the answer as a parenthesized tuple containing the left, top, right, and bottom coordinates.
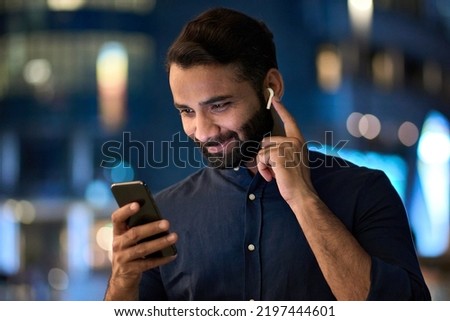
(179, 108, 194, 115)
(210, 102, 230, 112)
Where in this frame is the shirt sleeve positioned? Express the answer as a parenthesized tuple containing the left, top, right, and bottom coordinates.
(355, 170, 431, 300)
(139, 268, 168, 300)
(368, 256, 430, 300)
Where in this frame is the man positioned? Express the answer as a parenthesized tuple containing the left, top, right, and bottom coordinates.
(104, 7, 431, 300)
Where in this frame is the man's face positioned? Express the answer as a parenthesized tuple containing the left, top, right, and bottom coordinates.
(169, 64, 273, 168)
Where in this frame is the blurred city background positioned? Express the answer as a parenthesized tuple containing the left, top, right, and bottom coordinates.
(0, 0, 449, 300)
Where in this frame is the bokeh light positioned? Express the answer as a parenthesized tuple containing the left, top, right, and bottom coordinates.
(48, 268, 69, 291)
(346, 112, 364, 137)
(359, 114, 381, 140)
(398, 121, 419, 147)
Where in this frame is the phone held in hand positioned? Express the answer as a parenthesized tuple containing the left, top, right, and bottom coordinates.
(110, 180, 177, 258)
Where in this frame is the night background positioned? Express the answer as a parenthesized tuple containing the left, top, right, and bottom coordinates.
(0, 0, 449, 300)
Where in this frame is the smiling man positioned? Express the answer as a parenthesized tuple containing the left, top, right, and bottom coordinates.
(171, 63, 274, 170)
(104, 7, 431, 301)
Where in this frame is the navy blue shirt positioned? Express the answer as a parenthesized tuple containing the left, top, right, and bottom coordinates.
(139, 151, 431, 300)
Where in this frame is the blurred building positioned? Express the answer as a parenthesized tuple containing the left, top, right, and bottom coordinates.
(0, 0, 449, 300)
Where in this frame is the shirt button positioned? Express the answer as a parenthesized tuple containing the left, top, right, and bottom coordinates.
(248, 244, 256, 251)
(233, 166, 239, 171)
(248, 193, 256, 201)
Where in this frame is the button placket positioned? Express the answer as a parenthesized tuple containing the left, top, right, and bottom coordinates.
(244, 180, 264, 300)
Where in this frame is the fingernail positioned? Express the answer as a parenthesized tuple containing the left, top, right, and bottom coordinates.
(166, 233, 176, 241)
(158, 220, 168, 230)
(130, 202, 139, 210)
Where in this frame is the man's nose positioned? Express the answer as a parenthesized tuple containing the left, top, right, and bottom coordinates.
(194, 113, 220, 143)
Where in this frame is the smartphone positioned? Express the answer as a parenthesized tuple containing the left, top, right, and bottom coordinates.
(110, 180, 177, 258)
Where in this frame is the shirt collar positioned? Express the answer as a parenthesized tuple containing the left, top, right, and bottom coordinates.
(215, 166, 256, 189)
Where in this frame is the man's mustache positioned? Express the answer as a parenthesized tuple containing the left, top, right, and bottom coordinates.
(194, 132, 239, 149)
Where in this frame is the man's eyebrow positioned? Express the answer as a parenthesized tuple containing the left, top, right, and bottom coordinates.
(173, 103, 188, 110)
(199, 95, 233, 106)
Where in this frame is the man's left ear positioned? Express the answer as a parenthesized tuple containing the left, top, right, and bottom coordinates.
(264, 68, 284, 99)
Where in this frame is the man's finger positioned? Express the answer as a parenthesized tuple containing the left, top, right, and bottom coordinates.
(271, 97, 304, 140)
(112, 202, 140, 235)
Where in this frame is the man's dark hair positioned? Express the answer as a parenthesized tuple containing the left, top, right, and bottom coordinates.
(166, 7, 278, 93)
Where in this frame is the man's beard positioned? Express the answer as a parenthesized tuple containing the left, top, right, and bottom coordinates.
(194, 95, 274, 169)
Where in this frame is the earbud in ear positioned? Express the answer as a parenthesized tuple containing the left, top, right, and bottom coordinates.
(266, 87, 274, 110)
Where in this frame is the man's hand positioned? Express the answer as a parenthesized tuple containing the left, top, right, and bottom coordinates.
(257, 96, 316, 203)
(104, 202, 177, 300)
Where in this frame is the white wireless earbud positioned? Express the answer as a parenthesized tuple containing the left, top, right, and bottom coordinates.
(266, 87, 274, 110)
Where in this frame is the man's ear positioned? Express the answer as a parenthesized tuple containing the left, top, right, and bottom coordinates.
(264, 68, 284, 100)
(263, 68, 286, 137)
